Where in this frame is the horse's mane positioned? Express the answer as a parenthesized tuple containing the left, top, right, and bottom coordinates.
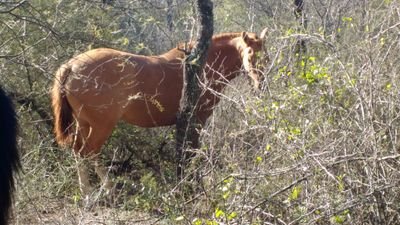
(211, 32, 242, 42)
(167, 32, 242, 57)
(161, 32, 242, 58)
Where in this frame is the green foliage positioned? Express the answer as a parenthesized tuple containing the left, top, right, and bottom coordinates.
(331, 209, 350, 224)
(298, 56, 330, 85)
(337, 174, 346, 192)
(289, 186, 302, 202)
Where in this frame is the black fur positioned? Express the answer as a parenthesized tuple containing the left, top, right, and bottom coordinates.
(0, 86, 20, 225)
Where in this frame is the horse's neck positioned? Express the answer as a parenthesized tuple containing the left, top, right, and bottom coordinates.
(158, 38, 242, 91)
(158, 48, 186, 62)
(196, 41, 242, 120)
(205, 41, 242, 91)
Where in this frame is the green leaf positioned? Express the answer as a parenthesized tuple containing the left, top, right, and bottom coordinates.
(386, 83, 392, 91)
(222, 191, 230, 199)
(215, 208, 225, 218)
(337, 174, 346, 191)
(290, 127, 301, 136)
(332, 215, 346, 224)
(192, 218, 202, 225)
(206, 220, 219, 225)
(228, 212, 237, 220)
(289, 186, 302, 201)
(342, 17, 353, 22)
(121, 37, 129, 46)
(223, 177, 234, 184)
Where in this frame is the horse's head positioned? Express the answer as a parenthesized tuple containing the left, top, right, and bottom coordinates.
(238, 28, 269, 90)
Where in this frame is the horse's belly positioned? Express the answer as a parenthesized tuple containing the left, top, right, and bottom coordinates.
(121, 101, 179, 127)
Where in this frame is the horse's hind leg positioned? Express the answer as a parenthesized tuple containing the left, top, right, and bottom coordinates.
(74, 118, 116, 196)
(91, 129, 116, 193)
(82, 123, 116, 193)
(73, 122, 93, 195)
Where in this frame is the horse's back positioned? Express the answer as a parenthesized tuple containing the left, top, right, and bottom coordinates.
(61, 48, 183, 128)
(65, 48, 168, 86)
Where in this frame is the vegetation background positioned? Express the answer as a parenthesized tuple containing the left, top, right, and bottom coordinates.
(1, 0, 400, 224)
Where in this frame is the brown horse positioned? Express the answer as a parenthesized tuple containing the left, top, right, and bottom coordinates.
(0, 86, 20, 225)
(52, 30, 268, 195)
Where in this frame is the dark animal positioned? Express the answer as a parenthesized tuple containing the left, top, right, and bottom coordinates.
(0, 86, 20, 225)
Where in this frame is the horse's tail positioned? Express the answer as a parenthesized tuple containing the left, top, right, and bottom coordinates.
(0, 86, 20, 225)
(52, 65, 74, 146)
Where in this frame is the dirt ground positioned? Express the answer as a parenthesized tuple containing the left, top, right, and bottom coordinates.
(12, 197, 162, 225)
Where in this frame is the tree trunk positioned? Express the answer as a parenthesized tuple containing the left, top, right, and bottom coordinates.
(166, 0, 174, 31)
(176, 0, 213, 178)
(294, 0, 307, 54)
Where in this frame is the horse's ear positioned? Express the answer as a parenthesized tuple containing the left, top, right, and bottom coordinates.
(260, 28, 268, 40)
(242, 32, 250, 44)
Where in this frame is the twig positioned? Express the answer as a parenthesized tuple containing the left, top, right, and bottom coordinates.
(246, 174, 311, 214)
(0, 0, 27, 13)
